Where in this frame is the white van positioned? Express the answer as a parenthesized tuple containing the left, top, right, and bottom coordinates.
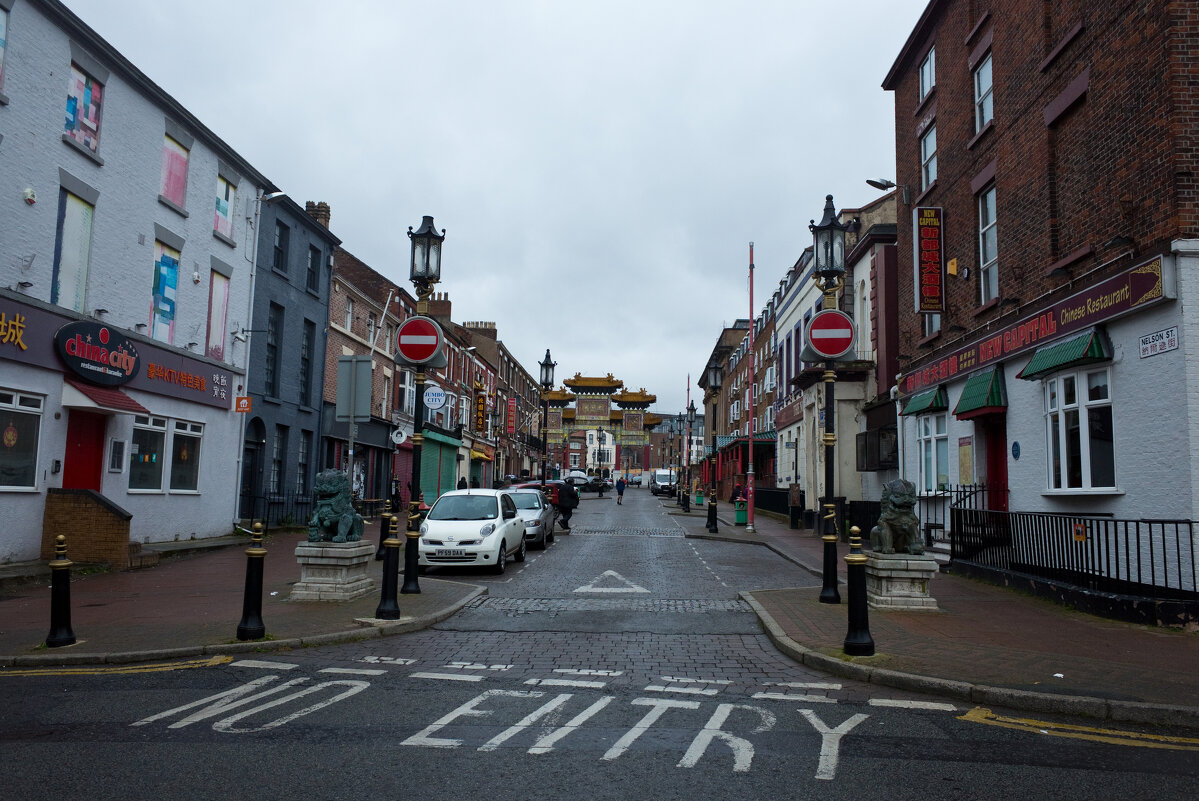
(650, 469, 677, 496)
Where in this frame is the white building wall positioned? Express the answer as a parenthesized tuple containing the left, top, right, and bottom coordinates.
(0, 1, 269, 561)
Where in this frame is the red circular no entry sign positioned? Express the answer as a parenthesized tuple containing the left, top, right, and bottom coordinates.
(396, 316, 442, 364)
(807, 310, 855, 359)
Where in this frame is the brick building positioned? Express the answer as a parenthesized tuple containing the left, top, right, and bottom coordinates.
(884, 2, 1199, 529)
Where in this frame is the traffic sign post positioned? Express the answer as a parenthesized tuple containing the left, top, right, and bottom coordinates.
(395, 316, 443, 365)
(807, 309, 855, 360)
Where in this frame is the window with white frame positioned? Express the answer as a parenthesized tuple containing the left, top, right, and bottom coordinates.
(344, 297, 354, 331)
(974, 52, 993, 132)
(265, 303, 283, 397)
(916, 412, 948, 493)
(214, 175, 235, 240)
(169, 421, 203, 491)
(918, 46, 935, 101)
(978, 185, 998, 304)
(0, 7, 9, 99)
(0, 389, 43, 489)
(306, 245, 321, 293)
(272, 221, 289, 273)
(299, 319, 314, 407)
(1044, 368, 1115, 490)
(129, 415, 167, 491)
(366, 312, 377, 345)
(923, 312, 941, 337)
(920, 124, 937, 190)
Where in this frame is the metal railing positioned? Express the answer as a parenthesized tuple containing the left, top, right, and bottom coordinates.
(950, 507, 1197, 598)
(238, 491, 391, 535)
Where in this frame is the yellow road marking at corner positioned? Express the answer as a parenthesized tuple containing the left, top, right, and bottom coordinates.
(1, 655, 233, 677)
(960, 707, 1199, 751)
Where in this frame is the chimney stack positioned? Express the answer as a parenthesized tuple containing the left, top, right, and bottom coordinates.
(304, 201, 331, 228)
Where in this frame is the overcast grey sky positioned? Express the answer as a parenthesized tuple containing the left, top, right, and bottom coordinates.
(66, 0, 925, 415)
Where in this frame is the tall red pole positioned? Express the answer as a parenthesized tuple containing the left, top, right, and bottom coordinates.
(746, 242, 756, 533)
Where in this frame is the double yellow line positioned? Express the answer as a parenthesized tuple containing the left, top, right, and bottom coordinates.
(1, 655, 232, 677)
(961, 707, 1199, 751)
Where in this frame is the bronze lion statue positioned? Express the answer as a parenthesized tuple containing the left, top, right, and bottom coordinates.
(870, 478, 924, 555)
(307, 469, 365, 543)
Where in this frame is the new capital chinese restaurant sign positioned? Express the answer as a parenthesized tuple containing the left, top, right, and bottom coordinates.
(915, 207, 944, 313)
(900, 256, 1172, 397)
(506, 397, 517, 435)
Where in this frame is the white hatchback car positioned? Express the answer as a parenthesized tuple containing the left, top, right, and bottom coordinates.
(418, 489, 527, 574)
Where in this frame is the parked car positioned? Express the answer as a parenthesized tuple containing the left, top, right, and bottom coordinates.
(418, 489, 526, 574)
(510, 479, 568, 509)
(583, 476, 612, 492)
(510, 489, 555, 549)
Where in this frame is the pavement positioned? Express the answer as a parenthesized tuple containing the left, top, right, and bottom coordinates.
(2, 498, 1197, 731)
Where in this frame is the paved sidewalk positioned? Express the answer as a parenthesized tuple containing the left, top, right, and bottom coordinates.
(664, 496, 1199, 729)
(0, 530, 484, 667)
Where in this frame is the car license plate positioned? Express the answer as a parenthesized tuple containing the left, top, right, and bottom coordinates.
(435, 549, 465, 557)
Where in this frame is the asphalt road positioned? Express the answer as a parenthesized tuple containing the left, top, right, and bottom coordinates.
(1, 488, 1196, 800)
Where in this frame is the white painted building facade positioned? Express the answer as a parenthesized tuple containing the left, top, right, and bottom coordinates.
(0, 0, 273, 561)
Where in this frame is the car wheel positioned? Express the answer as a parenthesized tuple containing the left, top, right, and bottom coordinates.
(514, 535, 526, 562)
(534, 531, 547, 550)
(493, 543, 507, 574)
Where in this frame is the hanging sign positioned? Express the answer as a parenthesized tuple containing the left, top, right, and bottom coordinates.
(54, 321, 141, 386)
(507, 397, 517, 435)
(915, 207, 944, 313)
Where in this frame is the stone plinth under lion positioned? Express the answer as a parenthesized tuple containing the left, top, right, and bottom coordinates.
(866, 478, 938, 610)
(290, 469, 373, 601)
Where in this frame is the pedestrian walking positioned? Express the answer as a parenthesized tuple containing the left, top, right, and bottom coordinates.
(558, 480, 579, 531)
(457, 476, 468, 490)
(615, 477, 626, 504)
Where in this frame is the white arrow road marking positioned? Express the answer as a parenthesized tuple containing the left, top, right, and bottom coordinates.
(573, 570, 649, 593)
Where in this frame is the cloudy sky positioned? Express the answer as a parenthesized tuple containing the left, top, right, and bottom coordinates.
(65, 0, 925, 415)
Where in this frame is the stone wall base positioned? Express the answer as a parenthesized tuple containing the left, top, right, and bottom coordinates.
(290, 541, 375, 601)
(865, 553, 939, 611)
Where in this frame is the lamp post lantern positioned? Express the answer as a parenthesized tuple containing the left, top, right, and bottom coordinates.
(402, 215, 446, 594)
(809, 195, 848, 604)
(706, 361, 722, 533)
(675, 413, 684, 505)
(538, 349, 556, 491)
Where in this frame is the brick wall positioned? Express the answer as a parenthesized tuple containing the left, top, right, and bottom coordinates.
(888, 1, 1198, 364)
(41, 489, 132, 568)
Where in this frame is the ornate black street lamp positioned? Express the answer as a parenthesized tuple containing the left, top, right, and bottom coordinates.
(402, 215, 446, 594)
(539, 349, 556, 490)
(810, 195, 848, 605)
(705, 361, 722, 533)
(683, 400, 696, 512)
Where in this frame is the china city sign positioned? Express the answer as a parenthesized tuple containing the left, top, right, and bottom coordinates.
(54, 321, 141, 386)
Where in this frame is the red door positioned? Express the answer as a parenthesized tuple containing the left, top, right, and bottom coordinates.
(980, 416, 1009, 512)
(63, 410, 106, 491)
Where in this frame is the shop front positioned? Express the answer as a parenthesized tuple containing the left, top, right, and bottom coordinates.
(0, 290, 241, 563)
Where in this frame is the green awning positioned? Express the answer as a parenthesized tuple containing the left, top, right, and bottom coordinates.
(953, 366, 1007, 419)
(900, 386, 948, 415)
(1016, 328, 1112, 380)
(420, 429, 462, 448)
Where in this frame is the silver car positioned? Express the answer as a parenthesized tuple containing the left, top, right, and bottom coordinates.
(511, 489, 555, 549)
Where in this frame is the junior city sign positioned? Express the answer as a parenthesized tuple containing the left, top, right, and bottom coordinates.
(900, 256, 1173, 396)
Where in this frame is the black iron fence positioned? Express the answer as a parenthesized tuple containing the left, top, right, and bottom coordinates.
(951, 506, 1197, 598)
(238, 491, 391, 535)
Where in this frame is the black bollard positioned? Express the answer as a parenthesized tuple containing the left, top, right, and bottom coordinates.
(681, 488, 690, 513)
(375, 500, 392, 560)
(375, 515, 401, 619)
(706, 490, 719, 533)
(236, 522, 267, 641)
(401, 512, 422, 594)
(819, 503, 841, 604)
(843, 526, 875, 656)
(45, 535, 77, 648)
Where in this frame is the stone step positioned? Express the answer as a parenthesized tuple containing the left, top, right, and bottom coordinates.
(128, 542, 160, 570)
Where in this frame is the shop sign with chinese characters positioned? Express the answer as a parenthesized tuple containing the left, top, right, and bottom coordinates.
(914, 207, 944, 313)
(900, 256, 1173, 397)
